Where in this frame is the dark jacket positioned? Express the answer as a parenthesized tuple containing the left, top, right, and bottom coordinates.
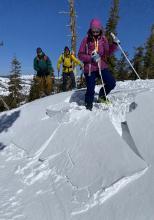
(33, 53, 54, 77)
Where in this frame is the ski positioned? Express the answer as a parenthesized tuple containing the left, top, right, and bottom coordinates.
(94, 102, 111, 110)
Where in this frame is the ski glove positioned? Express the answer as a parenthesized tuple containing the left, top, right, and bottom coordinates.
(91, 50, 101, 63)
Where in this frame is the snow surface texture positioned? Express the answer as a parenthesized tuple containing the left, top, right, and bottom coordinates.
(0, 80, 154, 220)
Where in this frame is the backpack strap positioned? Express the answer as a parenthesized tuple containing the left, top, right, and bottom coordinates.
(62, 53, 73, 71)
(62, 53, 72, 63)
(62, 53, 65, 63)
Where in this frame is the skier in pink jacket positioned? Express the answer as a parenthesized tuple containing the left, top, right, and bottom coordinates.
(78, 18, 118, 110)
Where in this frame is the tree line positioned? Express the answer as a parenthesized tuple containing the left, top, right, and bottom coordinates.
(0, 0, 154, 112)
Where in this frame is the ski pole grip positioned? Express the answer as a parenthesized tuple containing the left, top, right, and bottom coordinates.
(110, 32, 120, 45)
(110, 32, 116, 40)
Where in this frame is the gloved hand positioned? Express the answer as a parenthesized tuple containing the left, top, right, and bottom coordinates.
(51, 73, 54, 79)
(91, 50, 101, 62)
(110, 32, 120, 45)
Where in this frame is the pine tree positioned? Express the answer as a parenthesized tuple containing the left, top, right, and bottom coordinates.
(131, 46, 145, 79)
(0, 96, 9, 112)
(116, 52, 130, 81)
(8, 57, 23, 109)
(105, 0, 120, 77)
(0, 97, 6, 112)
(144, 24, 154, 78)
(28, 76, 40, 101)
(106, 0, 120, 40)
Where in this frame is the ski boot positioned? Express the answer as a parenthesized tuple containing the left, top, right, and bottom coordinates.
(97, 96, 111, 105)
(85, 103, 93, 111)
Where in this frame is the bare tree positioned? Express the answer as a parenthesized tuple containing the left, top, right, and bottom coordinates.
(69, 0, 77, 55)
(59, 0, 77, 55)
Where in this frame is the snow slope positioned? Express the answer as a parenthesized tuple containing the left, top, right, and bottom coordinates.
(0, 80, 154, 220)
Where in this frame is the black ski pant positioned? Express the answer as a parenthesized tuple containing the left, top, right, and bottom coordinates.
(84, 68, 116, 105)
(62, 72, 76, 91)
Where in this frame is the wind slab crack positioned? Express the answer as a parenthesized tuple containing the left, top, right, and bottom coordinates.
(71, 166, 148, 216)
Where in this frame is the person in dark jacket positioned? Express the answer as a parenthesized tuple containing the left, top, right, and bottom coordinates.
(33, 47, 54, 96)
(78, 18, 118, 110)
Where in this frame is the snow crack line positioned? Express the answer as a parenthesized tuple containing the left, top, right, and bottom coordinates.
(71, 167, 148, 216)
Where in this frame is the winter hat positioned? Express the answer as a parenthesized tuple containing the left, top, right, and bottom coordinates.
(36, 47, 42, 54)
(64, 46, 70, 52)
(90, 18, 102, 29)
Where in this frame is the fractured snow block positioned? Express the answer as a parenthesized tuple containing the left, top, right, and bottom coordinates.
(127, 90, 154, 163)
(41, 108, 147, 190)
(0, 92, 72, 156)
(64, 114, 147, 188)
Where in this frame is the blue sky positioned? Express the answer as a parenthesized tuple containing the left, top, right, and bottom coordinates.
(0, 0, 154, 75)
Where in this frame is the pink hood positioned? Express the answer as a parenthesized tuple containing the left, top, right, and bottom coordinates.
(90, 18, 102, 29)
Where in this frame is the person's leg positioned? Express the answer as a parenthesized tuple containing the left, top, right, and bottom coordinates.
(41, 76, 47, 97)
(45, 75, 52, 95)
(62, 72, 67, 91)
(99, 69, 116, 98)
(36, 76, 44, 97)
(84, 72, 96, 110)
(69, 72, 76, 89)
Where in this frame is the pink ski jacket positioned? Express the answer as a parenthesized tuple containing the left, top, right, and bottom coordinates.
(78, 35, 117, 74)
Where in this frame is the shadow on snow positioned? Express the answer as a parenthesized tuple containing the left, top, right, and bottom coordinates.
(0, 110, 20, 133)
